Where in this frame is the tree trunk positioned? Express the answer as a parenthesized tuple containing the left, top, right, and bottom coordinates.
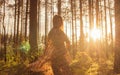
(74, 0, 77, 48)
(3, 0, 6, 62)
(25, 0, 29, 41)
(108, 0, 113, 48)
(58, 0, 61, 15)
(89, 0, 93, 39)
(16, 0, 20, 44)
(37, 0, 40, 43)
(71, 0, 75, 58)
(14, 0, 17, 44)
(89, 0, 93, 50)
(114, 0, 120, 74)
(29, 0, 38, 56)
(79, 0, 84, 51)
(45, 0, 48, 46)
(89, 0, 93, 29)
(20, 0, 23, 40)
(96, 0, 99, 27)
(104, 0, 108, 43)
(104, 0, 108, 58)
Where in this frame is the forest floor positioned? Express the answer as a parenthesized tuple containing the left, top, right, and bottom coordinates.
(0, 58, 116, 75)
(30, 62, 54, 75)
(0, 43, 116, 75)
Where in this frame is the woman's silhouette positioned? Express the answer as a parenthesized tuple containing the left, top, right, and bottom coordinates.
(47, 15, 72, 75)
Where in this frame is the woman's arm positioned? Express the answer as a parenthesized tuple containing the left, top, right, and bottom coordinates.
(61, 31, 71, 50)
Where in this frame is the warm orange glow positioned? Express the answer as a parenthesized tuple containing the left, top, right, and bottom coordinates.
(90, 28, 101, 41)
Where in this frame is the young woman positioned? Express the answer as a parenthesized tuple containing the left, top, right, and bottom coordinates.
(47, 15, 72, 75)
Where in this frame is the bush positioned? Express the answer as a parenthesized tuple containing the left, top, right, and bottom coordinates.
(70, 52, 93, 75)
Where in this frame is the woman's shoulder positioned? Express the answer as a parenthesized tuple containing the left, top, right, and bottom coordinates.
(48, 28, 65, 36)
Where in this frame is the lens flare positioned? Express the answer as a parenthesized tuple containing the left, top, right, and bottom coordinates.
(90, 28, 101, 41)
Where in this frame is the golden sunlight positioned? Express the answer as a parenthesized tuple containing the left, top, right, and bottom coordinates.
(90, 28, 101, 41)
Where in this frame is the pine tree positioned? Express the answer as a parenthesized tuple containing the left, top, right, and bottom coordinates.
(114, 0, 120, 74)
(58, 0, 61, 15)
(29, 0, 38, 58)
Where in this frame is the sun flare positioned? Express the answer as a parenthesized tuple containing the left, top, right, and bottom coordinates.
(90, 28, 101, 41)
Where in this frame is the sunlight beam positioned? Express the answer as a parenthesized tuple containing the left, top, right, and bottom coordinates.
(90, 28, 101, 41)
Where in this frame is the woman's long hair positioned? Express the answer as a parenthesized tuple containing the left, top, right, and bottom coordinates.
(53, 15, 63, 30)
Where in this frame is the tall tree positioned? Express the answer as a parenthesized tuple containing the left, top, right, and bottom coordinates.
(88, 0, 93, 49)
(104, 0, 108, 43)
(37, 0, 41, 42)
(71, 0, 75, 58)
(58, 0, 61, 15)
(108, 0, 113, 47)
(104, 0, 108, 58)
(14, 0, 17, 44)
(114, 0, 120, 74)
(45, 0, 48, 46)
(20, 0, 23, 40)
(74, 0, 77, 48)
(25, 0, 29, 41)
(89, 0, 93, 38)
(16, 0, 20, 44)
(96, 0, 99, 27)
(79, 0, 84, 51)
(99, 0, 104, 42)
(29, 0, 38, 55)
(51, 0, 54, 28)
(3, 0, 6, 62)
